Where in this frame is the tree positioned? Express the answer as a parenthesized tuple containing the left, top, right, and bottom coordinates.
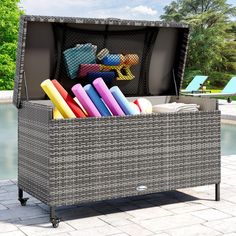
(0, 0, 23, 90)
(220, 22, 236, 73)
(161, 0, 236, 83)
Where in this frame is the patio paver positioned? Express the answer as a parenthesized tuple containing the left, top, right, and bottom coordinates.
(0, 155, 236, 235)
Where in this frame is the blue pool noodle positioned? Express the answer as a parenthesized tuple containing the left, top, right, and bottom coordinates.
(84, 84, 111, 117)
(110, 86, 140, 115)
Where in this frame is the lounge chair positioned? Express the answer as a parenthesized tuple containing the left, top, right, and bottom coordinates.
(185, 77, 236, 103)
(181, 75, 208, 93)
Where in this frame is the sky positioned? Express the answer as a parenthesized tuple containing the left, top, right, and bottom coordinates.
(19, 0, 236, 21)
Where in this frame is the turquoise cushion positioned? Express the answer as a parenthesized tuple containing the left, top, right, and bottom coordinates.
(63, 44, 97, 79)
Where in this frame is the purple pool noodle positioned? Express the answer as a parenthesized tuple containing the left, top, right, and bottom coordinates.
(71, 84, 101, 117)
(93, 77, 125, 116)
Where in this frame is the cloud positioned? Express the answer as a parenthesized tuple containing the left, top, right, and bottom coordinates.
(128, 5, 157, 16)
(20, 0, 160, 20)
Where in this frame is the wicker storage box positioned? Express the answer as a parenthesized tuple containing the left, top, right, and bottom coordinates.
(14, 15, 221, 227)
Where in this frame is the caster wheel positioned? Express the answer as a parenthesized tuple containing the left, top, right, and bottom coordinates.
(19, 197, 29, 206)
(51, 218, 60, 228)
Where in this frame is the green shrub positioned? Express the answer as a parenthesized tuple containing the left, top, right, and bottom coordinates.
(207, 71, 235, 89)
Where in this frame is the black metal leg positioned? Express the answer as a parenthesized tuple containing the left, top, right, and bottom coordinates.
(215, 183, 220, 201)
(50, 206, 60, 228)
(18, 188, 29, 206)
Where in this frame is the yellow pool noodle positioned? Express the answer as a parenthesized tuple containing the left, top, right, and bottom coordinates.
(53, 108, 64, 119)
(41, 79, 76, 118)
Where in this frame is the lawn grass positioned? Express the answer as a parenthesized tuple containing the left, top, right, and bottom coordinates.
(210, 89, 236, 101)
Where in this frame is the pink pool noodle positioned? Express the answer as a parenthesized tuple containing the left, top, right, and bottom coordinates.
(93, 77, 125, 116)
(71, 84, 101, 117)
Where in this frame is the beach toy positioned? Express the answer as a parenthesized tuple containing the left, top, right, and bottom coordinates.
(93, 77, 125, 116)
(110, 86, 140, 115)
(73, 97, 88, 116)
(51, 80, 86, 118)
(63, 43, 97, 79)
(129, 102, 140, 114)
(102, 54, 123, 66)
(87, 72, 115, 84)
(84, 84, 111, 116)
(78, 64, 100, 77)
(97, 48, 109, 60)
(100, 53, 139, 80)
(125, 54, 139, 65)
(133, 98, 152, 114)
(72, 84, 101, 117)
(53, 108, 64, 119)
(41, 79, 76, 118)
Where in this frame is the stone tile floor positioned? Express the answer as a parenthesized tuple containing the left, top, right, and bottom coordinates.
(0, 155, 236, 236)
(219, 100, 236, 121)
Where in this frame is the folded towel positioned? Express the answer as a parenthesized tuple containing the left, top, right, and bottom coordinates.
(152, 102, 199, 113)
(63, 43, 97, 79)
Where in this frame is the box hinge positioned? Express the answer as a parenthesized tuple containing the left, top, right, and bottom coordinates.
(172, 68, 179, 98)
(23, 71, 29, 101)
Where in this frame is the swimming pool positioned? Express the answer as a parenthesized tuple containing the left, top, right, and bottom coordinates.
(0, 103, 236, 179)
(0, 103, 17, 180)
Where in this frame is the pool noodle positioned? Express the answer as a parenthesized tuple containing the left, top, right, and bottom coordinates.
(93, 77, 125, 116)
(72, 84, 101, 117)
(84, 84, 111, 117)
(51, 80, 86, 118)
(73, 97, 88, 116)
(110, 86, 140, 115)
(41, 79, 76, 118)
(53, 108, 64, 119)
(129, 102, 140, 114)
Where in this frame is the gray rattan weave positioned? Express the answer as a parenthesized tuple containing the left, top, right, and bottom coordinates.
(18, 99, 220, 207)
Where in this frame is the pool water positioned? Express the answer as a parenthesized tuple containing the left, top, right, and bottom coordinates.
(0, 104, 236, 179)
(0, 104, 17, 180)
(221, 123, 236, 156)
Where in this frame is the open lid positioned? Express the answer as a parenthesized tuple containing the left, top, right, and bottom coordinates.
(13, 15, 189, 108)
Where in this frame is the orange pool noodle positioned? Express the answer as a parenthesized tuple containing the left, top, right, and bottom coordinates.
(52, 80, 86, 118)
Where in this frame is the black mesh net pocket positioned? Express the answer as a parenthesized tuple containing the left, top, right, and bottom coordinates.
(53, 23, 158, 97)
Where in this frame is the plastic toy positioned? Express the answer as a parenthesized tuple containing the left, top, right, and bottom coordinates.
(134, 98, 152, 114)
(52, 80, 86, 118)
(110, 86, 140, 115)
(100, 54, 139, 80)
(41, 79, 76, 118)
(72, 84, 101, 117)
(53, 108, 64, 119)
(93, 77, 125, 116)
(84, 84, 111, 116)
